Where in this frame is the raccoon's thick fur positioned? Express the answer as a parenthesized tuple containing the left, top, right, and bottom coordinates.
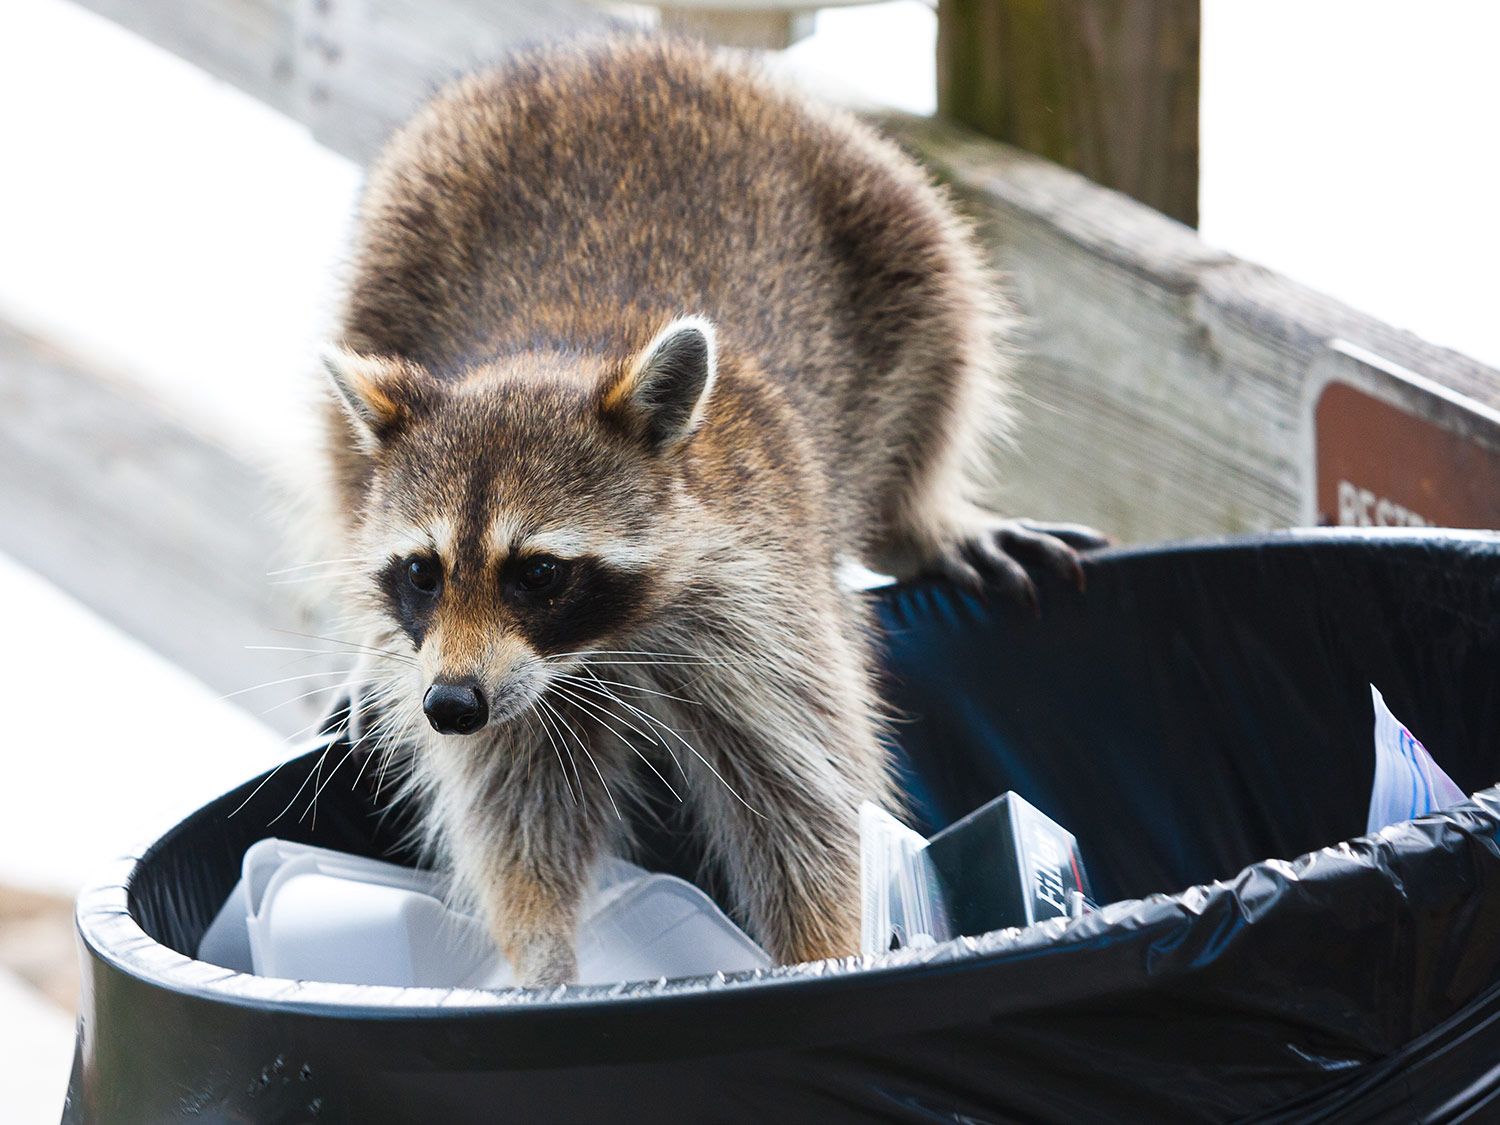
(318, 35, 1100, 985)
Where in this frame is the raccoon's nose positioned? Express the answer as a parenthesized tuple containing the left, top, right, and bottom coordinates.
(423, 680, 488, 735)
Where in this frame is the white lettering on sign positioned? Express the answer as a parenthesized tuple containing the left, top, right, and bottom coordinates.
(1024, 823, 1069, 916)
(1336, 480, 1432, 528)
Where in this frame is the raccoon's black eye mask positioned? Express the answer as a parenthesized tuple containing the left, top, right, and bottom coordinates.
(379, 552, 443, 646)
(377, 549, 645, 654)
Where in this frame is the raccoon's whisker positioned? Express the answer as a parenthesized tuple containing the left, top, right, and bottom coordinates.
(549, 679, 660, 750)
(245, 644, 394, 660)
(244, 645, 413, 684)
(308, 701, 405, 822)
(347, 692, 410, 788)
(349, 717, 385, 792)
(542, 649, 773, 670)
(256, 682, 360, 718)
(565, 673, 687, 782)
(228, 759, 288, 819)
(265, 557, 364, 576)
(268, 628, 419, 667)
(560, 671, 700, 706)
(538, 696, 621, 822)
(268, 710, 344, 750)
(374, 740, 403, 802)
(371, 710, 417, 802)
(548, 683, 682, 803)
(220, 667, 371, 701)
(534, 697, 587, 809)
(598, 694, 764, 820)
(247, 648, 353, 674)
(227, 730, 339, 819)
(269, 744, 332, 825)
(543, 654, 757, 668)
(302, 738, 364, 827)
(257, 674, 405, 718)
(520, 712, 538, 785)
(529, 701, 580, 807)
(304, 745, 330, 827)
(543, 659, 731, 670)
(542, 648, 708, 662)
(551, 675, 687, 785)
(252, 675, 400, 718)
(268, 571, 367, 587)
(352, 696, 414, 804)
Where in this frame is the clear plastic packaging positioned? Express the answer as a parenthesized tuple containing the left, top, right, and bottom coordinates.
(859, 803, 951, 953)
(859, 793, 1092, 955)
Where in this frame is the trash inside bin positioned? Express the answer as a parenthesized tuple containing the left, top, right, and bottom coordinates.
(67, 530, 1500, 1123)
(196, 838, 770, 988)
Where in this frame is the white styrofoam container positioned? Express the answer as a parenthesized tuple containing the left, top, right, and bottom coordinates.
(199, 839, 769, 988)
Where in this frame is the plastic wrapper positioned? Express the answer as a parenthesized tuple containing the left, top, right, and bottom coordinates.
(66, 530, 1500, 1123)
(1368, 684, 1466, 832)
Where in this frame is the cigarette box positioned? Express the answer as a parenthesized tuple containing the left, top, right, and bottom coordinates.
(924, 793, 1093, 937)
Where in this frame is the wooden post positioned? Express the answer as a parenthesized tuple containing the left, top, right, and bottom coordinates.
(938, 0, 1200, 227)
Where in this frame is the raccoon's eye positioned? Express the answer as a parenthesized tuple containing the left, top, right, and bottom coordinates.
(517, 555, 565, 595)
(406, 555, 441, 595)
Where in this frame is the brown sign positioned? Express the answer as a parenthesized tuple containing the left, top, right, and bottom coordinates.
(1315, 380, 1500, 529)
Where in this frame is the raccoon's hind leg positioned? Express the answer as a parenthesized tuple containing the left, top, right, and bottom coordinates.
(852, 186, 1111, 605)
(867, 338, 1110, 607)
(870, 407, 1111, 609)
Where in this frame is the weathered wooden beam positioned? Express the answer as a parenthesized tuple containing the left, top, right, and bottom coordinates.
(0, 322, 315, 733)
(65, 0, 612, 164)
(68, 0, 300, 118)
(937, 0, 1200, 226)
(889, 113, 1499, 540)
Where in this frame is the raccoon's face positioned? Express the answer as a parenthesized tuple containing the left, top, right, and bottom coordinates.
(325, 317, 716, 736)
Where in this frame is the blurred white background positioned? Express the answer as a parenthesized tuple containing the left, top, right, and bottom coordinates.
(0, 0, 1496, 1115)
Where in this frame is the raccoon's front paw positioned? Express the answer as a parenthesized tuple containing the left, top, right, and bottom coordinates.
(928, 518, 1111, 612)
(510, 934, 578, 988)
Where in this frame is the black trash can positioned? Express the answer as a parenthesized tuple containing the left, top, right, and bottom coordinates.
(66, 530, 1500, 1123)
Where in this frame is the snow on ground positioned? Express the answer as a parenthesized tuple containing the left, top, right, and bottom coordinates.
(0, 967, 75, 1123)
(0, 552, 287, 895)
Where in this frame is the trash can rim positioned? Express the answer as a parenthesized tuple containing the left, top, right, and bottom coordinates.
(879, 526, 1500, 608)
(74, 784, 1500, 1021)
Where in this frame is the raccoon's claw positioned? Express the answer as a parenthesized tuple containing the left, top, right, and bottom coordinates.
(932, 518, 1111, 612)
(1011, 519, 1114, 552)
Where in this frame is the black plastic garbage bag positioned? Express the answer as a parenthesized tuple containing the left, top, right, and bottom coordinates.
(66, 530, 1500, 1123)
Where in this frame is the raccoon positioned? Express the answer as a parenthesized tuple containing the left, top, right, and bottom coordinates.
(317, 35, 1104, 986)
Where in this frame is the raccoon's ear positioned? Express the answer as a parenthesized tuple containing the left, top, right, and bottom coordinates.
(604, 316, 717, 451)
(322, 347, 434, 449)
